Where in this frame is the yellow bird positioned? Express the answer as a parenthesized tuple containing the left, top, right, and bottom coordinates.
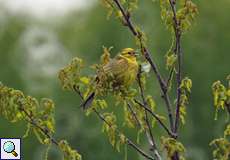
(82, 48, 139, 109)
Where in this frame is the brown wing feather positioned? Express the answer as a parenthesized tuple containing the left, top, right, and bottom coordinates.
(103, 57, 128, 75)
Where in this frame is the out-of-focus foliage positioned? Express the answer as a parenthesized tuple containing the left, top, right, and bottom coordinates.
(210, 76, 230, 160)
(212, 75, 230, 120)
(0, 83, 81, 160)
(210, 125, 230, 160)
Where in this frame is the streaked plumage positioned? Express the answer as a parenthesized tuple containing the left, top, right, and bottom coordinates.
(82, 48, 138, 109)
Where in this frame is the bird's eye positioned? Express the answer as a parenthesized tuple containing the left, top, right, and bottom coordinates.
(128, 52, 132, 55)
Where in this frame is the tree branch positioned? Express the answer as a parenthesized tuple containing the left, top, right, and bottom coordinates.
(127, 102, 162, 160)
(112, 0, 174, 132)
(166, 68, 174, 91)
(225, 102, 230, 116)
(19, 105, 59, 146)
(127, 102, 142, 128)
(134, 99, 176, 138)
(136, 68, 162, 160)
(93, 108, 154, 160)
(73, 86, 155, 160)
(168, 0, 182, 159)
(168, 0, 183, 134)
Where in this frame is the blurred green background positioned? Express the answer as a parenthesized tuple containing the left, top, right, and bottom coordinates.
(0, 0, 229, 159)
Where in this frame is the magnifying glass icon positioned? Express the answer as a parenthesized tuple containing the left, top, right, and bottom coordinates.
(3, 141, 18, 157)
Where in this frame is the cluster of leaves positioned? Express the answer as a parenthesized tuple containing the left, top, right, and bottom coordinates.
(178, 77, 192, 125)
(101, 0, 139, 20)
(161, 136, 186, 160)
(101, 112, 128, 153)
(160, 0, 198, 78)
(212, 75, 230, 120)
(58, 57, 88, 91)
(177, 0, 198, 32)
(210, 75, 230, 160)
(159, 0, 174, 31)
(0, 83, 81, 160)
(159, 0, 198, 33)
(59, 140, 82, 160)
(210, 125, 230, 160)
(102, 112, 118, 146)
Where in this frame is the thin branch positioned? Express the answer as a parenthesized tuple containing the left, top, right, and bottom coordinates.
(113, 0, 137, 36)
(134, 99, 176, 138)
(73, 86, 155, 160)
(93, 108, 154, 160)
(136, 68, 161, 159)
(225, 102, 230, 115)
(166, 68, 174, 91)
(112, 0, 174, 132)
(168, 1, 182, 160)
(19, 106, 59, 146)
(127, 102, 162, 160)
(127, 102, 142, 128)
(73, 85, 84, 100)
(174, 36, 182, 134)
(168, 0, 183, 134)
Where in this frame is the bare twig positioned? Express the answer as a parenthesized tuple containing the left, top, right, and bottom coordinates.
(73, 85, 84, 100)
(112, 0, 174, 132)
(168, 0, 182, 134)
(134, 99, 176, 138)
(168, 0, 183, 159)
(136, 68, 161, 160)
(225, 102, 230, 115)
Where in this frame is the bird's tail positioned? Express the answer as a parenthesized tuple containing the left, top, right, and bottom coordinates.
(81, 92, 95, 110)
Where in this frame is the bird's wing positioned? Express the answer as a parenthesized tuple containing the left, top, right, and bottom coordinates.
(103, 57, 128, 75)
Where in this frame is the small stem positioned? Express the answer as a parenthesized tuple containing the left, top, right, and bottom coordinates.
(73, 87, 154, 160)
(225, 102, 230, 115)
(168, 0, 183, 134)
(19, 106, 59, 146)
(168, 0, 182, 159)
(137, 68, 161, 160)
(93, 108, 154, 160)
(174, 35, 182, 134)
(113, 0, 137, 36)
(127, 102, 142, 128)
(73, 85, 84, 100)
(128, 102, 161, 160)
(134, 99, 176, 138)
(166, 68, 174, 91)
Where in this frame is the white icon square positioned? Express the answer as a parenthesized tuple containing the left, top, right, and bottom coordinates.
(0, 138, 21, 160)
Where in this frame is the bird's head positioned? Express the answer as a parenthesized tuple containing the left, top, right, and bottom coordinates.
(120, 48, 138, 61)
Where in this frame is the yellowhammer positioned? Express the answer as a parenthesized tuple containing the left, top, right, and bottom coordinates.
(82, 48, 139, 109)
